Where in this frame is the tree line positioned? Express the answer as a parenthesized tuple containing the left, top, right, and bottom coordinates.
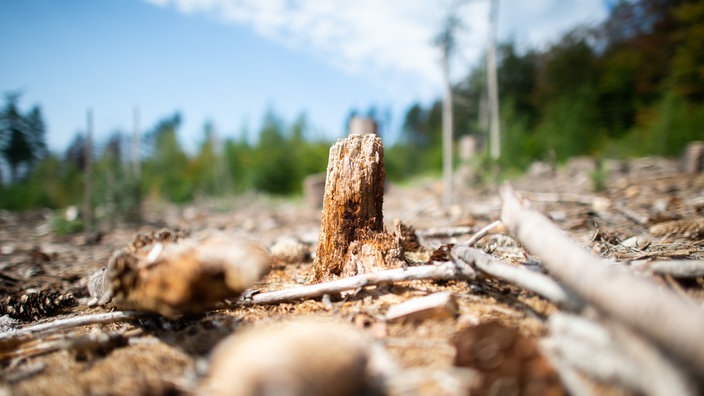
(1, 0, 702, 212)
(393, 0, 704, 176)
(0, 105, 333, 212)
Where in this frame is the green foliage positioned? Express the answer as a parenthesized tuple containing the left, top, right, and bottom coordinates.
(533, 85, 602, 163)
(93, 132, 141, 224)
(385, 142, 442, 181)
(50, 212, 83, 235)
(132, 109, 331, 201)
(0, 153, 82, 210)
(142, 113, 192, 202)
(641, 89, 704, 156)
(671, 1, 704, 101)
(0, 93, 47, 183)
(498, 98, 536, 171)
(590, 160, 609, 193)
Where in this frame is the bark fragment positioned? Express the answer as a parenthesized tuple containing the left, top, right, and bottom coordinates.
(91, 229, 271, 316)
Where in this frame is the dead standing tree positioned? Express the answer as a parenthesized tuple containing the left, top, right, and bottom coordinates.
(311, 134, 400, 282)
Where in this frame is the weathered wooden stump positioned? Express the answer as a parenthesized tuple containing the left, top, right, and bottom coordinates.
(683, 140, 704, 173)
(348, 116, 378, 135)
(303, 173, 326, 208)
(311, 134, 399, 282)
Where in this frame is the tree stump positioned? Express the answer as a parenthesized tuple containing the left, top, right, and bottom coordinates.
(683, 141, 704, 173)
(311, 134, 397, 282)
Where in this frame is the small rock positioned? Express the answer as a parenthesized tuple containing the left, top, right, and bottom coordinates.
(621, 236, 650, 250)
(591, 197, 611, 212)
(204, 319, 375, 396)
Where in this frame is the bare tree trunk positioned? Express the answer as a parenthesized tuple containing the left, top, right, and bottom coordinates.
(311, 135, 387, 282)
(130, 106, 142, 223)
(487, 0, 501, 160)
(441, 46, 454, 205)
(131, 106, 140, 180)
(83, 109, 94, 233)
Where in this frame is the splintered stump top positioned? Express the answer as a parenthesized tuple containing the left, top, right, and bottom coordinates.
(311, 134, 390, 282)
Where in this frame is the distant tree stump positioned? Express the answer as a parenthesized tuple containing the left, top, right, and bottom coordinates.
(303, 173, 326, 209)
(348, 116, 378, 135)
(312, 134, 398, 282)
(683, 141, 704, 173)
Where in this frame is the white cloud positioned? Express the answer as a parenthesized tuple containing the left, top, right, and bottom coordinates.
(141, 0, 609, 100)
(499, 0, 609, 50)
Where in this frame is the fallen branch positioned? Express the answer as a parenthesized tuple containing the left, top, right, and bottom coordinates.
(246, 261, 475, 305)
(631, 259, 704, 278)
(416, 226, 474, 239)
(463, 220, 503, 247)
(0, 310, 150, 363)
(517, 191, 603, 206)
(0, 310, 149, 342)
(500, 184, 704, 376)
(543, 313, 697, 396)
(452, 246, 583, 310)
(1, 327, 141, 363)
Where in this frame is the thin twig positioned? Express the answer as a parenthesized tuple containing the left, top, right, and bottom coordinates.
(631, 259, 704, 278)
(416, 226, 474, 239)
(463, 220, 503, 247)
(452, 246, 583, 310)
(245, 261, 475, 305)
(544, 313, 697, 396)
(0, 310, 150, 342)
(517, 191, 601, 206)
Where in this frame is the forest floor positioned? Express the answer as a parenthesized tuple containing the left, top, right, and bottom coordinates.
(1, 156, 703, 395)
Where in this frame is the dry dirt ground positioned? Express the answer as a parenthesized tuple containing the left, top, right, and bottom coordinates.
(1, 156, 703, 395)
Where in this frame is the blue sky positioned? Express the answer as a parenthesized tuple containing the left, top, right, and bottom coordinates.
(0, 0, 610, 153)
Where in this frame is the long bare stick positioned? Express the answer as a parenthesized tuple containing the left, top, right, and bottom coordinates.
(0, 311, 149, 342)
(463, 220, 502, 247)
(631, 259, 704, 278)
(416, 226, 473, 239)
(246, 261, 475, 305)
(500, 184, 704, 375)
(452, 246, 583, 310)
(518, 191, 601, 206)
(544, 313, 697, 396)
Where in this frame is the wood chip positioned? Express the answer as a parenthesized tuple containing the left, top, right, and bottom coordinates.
(385, 292, 458, 322)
